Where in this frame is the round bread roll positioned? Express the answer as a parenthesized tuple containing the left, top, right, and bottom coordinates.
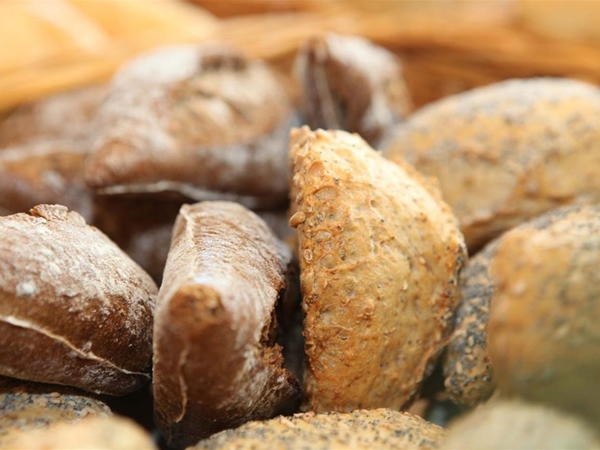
(0, 205, 157, 395)
(488, 205, 600, 426)
(153, 201, 299, 448)
(9, 416, 156, 450)
(192, 409, 445, 450)
(289, 127, 466, 412)
(0, 84, 107, 148)
(0, 376, 112, 448)
(383, 78, 600, 251)
(85, 43, 299, 210)
(441, 400, 600, 450)
(294, 33, 411, 147)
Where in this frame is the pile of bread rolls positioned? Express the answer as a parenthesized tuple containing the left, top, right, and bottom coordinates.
(1, 33, 599, 450)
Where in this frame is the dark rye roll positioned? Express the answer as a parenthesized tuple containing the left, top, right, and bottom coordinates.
(0, 205, 157, 396)
(85, 44, 299, 210)
(153, 201, 299, 448)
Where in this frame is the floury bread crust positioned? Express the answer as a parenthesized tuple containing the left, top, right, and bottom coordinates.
(192, 408, 445, 450)
(289, 128, 466, 413)
(153, 202, 299, 448)
(0, 205, 157, 396)
(384, 78, 600, 251)
(85, 44, 299, 210)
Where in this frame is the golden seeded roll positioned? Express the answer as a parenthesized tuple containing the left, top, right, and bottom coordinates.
(0, 141, 92, 221)
(289, 127, 466, 413)
(0, 84, 107, 148)
(383, 78, 600, 251)
(153, 202, 299, 448)
(443, 241, 498, 406)
(441, 400, 600, 450)
(85, 44, 299, 210)
(0, 205, 157, 395)
(294, 33, 411, 147)
(0, 376, 112, 448)
(488, 205, 600, 427)
(9, 416, 156, 450)
(192, 409, 445, 450)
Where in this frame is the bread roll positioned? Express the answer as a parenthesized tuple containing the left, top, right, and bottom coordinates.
(192, 409, 445, 450)
(488, 205, 600, 426)
(289, 127, 466, 412)
(383, 78, 600, 251)
(85, 44, 299, 210)
(295, 33, 411, 146)
(441, 400, 600, 450)
(0, 84, 107, 148)
(0, 205, 157, 395)
(153, 201, 299, 447)
(0, 376, 112, 448)
(0, 141, 92, 221)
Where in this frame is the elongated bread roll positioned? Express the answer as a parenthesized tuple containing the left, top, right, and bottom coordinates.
(153, 201, 299, 448)
(0, 205, 157, 395)
(289, 127, 466, 413)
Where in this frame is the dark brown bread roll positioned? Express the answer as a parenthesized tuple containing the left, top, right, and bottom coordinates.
(191, 409, 445, 450)
(0, 205, 157, 395)
(153, 201, 299, 448)
(295, 33, 411, 147)
(0, 141, 93, 221)
(0, 84, 107, 148)
(384, 78, 600, 251)
(85, 44, 299, 210)
(0, 376, 112, 448)
(289, 127, 466, 413)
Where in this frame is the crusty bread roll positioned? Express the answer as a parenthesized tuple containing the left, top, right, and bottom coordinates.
(488, 205, 600, 427)
(9, 416, 156, 450)
(192, 409, 445, 450)
(153, 201, 299, 448)
(0, 205, 157, 395)
(0, 376, 112, 448)
(441, 400, 600, 450)
(85, 44, 299, 210)
(0, 84, 107, 148)
(289, 127, 466, 412)
(295, 33, 411, 147)
(0, 141, 92, 221)
(383, 78, 600, 251)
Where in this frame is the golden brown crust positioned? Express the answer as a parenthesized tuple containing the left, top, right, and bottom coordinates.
(441, 400, 600, 450)
(0, 376, 112, 448)
(290, 127, 466, 412)
(9, 416, 156, 450)
(0, 205, 157, 395)
(383, 78, 600, 251)
(0, 84, 107, 148)
(295, 33, 411, 147)
(488, 205, 600, 426)
(85, 44, 298, 209)
(153, 201, 299, 447)
(0, 140, 93, 221)
(192, 408, 445, 450)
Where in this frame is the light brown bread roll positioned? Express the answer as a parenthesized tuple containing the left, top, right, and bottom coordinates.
(85, 44, 299, 210)
(289, 127, 466, 413)
(441, 400, 600, 450)
(0, 205, 157, 395)
(488, 205, 600, 427)
(0, 141, 92, 221)
(0, 84, 107, 148)
(9, 416, 156, 450)
(153, 201, 299, 448)
(295, 33, 411, 147)
(383, 78, 600, 251)
(0, 376, 112, 448)
(192, 409, 445, 450)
